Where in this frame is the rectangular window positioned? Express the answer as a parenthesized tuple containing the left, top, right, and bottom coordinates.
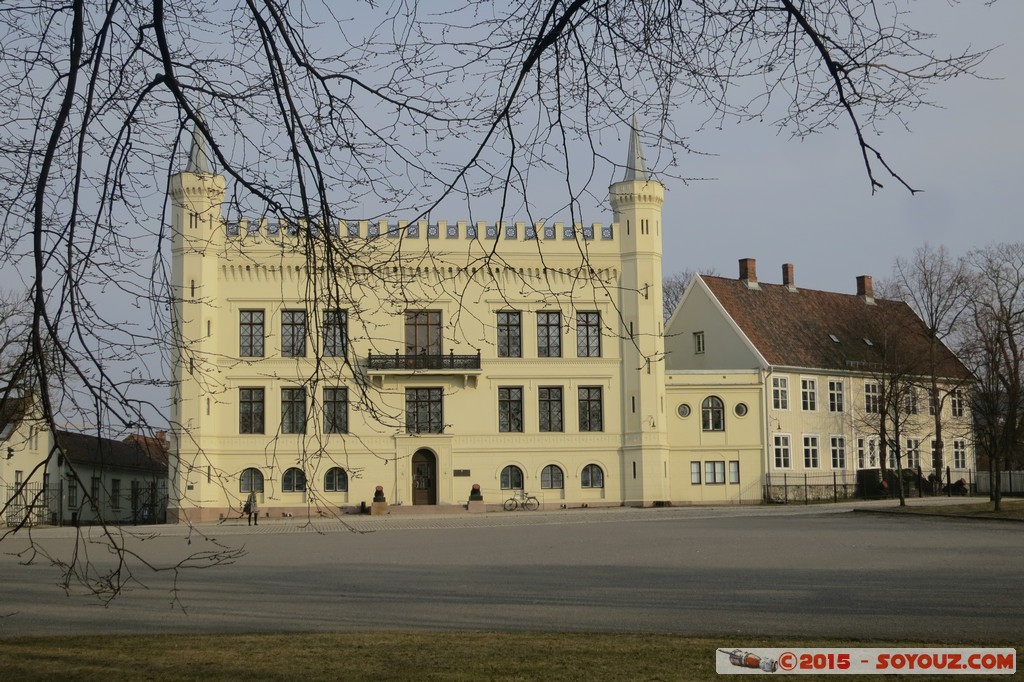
(324, 387, 349, 434)
(828, 380, 844, 413)
(865, 383, 881, 414)
(774, 435, 791, 468)
(239, 310, 265, 357)
(67, 475, 77, 508)
(281, 387, 307, 434)
(537, 311, 562, 357)
(497, 312, 522, 358)
(953, 440, 967, 468)
(498, 387, 524, 432)
(406, 387, 443, 434)
(239, 388, 265, 434)
(857, 438, 866, 469)
(831, 436, 846, 469)
(576, 312, 601, 357)
(690, 461, 701, 484)
(90, 476, 100, 506)
(405, 310, 442, 355)
(903, 388, 918, 415)
(281, 310, 307, 357)
(538, 386, 563, 432)
(772, 377, 789, 410)
(323, 309, 348, 357)
(693, 332, 705, 354)
(906, 439, 921, 469)
(111, 479, 121, 510)
(928, 389, 938, 416)
(803, 435, 820, 468)
(729, 460, 740, 484)
(801, 378, 817, 411)
(951, 389, 965, 417)
(705, 461, 726, 485)
(578, 386, 603, 432)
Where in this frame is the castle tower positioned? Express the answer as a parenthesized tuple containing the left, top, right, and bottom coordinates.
(609, 122, 669, 505)
(166, 119, 226, 523)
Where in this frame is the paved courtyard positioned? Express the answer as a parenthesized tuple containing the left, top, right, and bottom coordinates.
(0, 499, 1020, 642)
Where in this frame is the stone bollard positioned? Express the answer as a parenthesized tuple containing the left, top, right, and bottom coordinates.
(371, 485, 389, 515)
(467, 483, 486, 513)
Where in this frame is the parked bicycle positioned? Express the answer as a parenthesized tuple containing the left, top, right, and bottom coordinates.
(503, 490, 540, 511)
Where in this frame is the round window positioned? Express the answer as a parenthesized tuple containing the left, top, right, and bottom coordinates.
(677, 404, 691, 418)
(734, 403, 748, 417)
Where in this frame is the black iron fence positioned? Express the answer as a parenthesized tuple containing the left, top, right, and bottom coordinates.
(5, 482, 60, 527)
(5, 481, 167, 526)
(367, 350, 481, 371)
(764, 468, 977, 504)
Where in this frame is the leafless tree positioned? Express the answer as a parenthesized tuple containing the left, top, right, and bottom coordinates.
(0, 1, 990, 598)
(887, 245, 972, 484)
(663, 268, 719, 321)
(962, 243, 1024, 512)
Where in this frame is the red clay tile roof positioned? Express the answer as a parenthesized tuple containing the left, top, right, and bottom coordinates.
(700, 275, 969, 379)
(54, 429, 167, 475)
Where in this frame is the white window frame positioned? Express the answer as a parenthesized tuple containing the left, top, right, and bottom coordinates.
(693, 331, 705, 354)
(953, 440, 967, 469)
(773, 434, 791, 469)
(803, 435, 820, 469)
(705, 461, 726, 485)
(830, 436, 846, 469)
(801, 378, 817, 411)
(951, 389, 965, 417)
(906, 438, 921, 470)
(865, 382, 881, 414)
(828, 380, 844, 413)
(772, 376, 789, 410)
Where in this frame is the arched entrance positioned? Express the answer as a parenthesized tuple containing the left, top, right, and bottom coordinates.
(411, 449, 437, 505)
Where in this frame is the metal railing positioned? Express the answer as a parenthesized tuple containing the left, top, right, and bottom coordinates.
(366, 350, 481, 371)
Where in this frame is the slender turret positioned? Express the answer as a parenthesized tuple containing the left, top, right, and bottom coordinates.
(610, 120, 669, 505)
(167, 118, 226, 523)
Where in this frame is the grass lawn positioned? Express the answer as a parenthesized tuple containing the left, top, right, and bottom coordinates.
(0, 632, 1019, 681)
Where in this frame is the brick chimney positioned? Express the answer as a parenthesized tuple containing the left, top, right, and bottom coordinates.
(856, 275, 875, 304)
(738, 258, 759, 290)
(782, 263, 796, 291)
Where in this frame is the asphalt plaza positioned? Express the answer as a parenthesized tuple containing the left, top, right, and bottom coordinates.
(0, 499, 1020, 642)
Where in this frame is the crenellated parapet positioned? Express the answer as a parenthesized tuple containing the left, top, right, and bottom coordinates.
(222, 218, 615, 243)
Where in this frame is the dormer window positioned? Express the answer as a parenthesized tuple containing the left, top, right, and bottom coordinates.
(863, 337, 874, 347)
(829, 334, 840, 344)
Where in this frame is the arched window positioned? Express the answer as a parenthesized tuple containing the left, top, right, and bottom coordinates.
(500, 465, 524, 490)
(240, 467, 264, 493)
(702, 396, 725, 432)
(581, 463, 604, 489)
(282, 467, 306, 493)
(324, 468, 348, 492)
(541, 464, 564, 489)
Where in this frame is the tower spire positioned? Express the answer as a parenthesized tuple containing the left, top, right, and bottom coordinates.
(622, 116, 647, 182)
(185, 115, 212, 174)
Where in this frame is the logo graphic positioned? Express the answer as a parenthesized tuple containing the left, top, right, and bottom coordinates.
(723, 649, 778, 673)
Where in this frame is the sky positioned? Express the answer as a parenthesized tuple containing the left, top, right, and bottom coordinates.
(648, 1, 1023, 293)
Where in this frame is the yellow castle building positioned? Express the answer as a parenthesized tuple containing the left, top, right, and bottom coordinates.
(166, 124, 766, 522)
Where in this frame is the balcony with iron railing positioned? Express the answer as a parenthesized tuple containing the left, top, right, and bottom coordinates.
(366, 350, 482, 387)
(366, 350, 481, 372)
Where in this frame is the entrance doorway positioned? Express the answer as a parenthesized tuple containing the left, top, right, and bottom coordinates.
(411, 449, 437, 505)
